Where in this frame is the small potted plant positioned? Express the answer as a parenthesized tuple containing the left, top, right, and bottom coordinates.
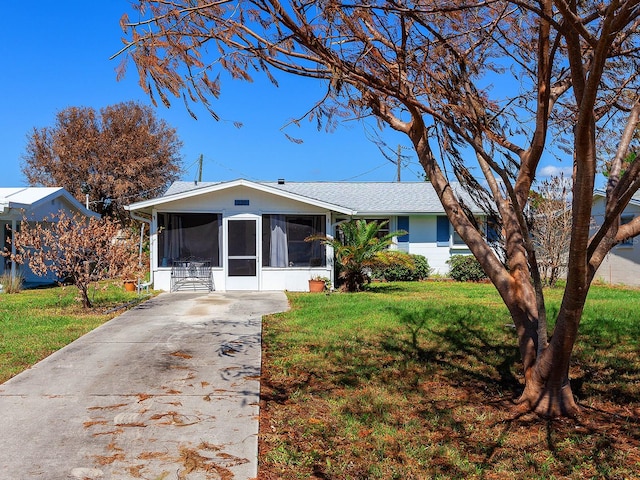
(308, 275, 330, 292)
(121, 262, 144, 292)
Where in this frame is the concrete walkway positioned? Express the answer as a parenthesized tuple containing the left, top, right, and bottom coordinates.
(0, 291, 289, 479)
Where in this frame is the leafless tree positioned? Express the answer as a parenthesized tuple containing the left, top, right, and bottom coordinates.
(3, 211, 140, 308)
(530, 175, 572, 287)
(113, 1, 640, 416)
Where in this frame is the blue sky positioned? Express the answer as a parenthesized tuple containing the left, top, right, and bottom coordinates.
(2, 2, 569, 189)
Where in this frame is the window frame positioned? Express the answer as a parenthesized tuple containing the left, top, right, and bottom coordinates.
(437, 215, 470, 247)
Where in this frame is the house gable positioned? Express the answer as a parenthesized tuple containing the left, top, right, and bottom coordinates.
(128, 179, 355, 215)
(0, 187, 98, 220)
(148, 184, 347, 216)
(129, 179, 482, 217)
(0, 187, 99, 285)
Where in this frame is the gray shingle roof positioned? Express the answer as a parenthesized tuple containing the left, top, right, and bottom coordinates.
(263, 182, 447, 213)
(162, 180, 479, 214)
(163, 181, 222, 197)
(594, 188, 640, 205)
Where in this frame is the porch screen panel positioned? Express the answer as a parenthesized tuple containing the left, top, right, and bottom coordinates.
(262, 215, 325, 267)
(268, 215, 288, 267)
(158, 213, 221, 266)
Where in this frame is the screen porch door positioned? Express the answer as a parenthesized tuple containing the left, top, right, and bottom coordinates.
(225, 217, 259, 290)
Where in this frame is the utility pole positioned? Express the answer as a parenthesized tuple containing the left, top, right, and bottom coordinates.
(197, 154, 203, 182)
(396, 144, 402, 182)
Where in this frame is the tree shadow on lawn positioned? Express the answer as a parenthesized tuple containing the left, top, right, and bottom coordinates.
(381, 304, 522, 395)
(380, 304, 640, 468)
(385, 303, 640, 405)
(259, 301, 640, 478)
(361, 282, 406, 293)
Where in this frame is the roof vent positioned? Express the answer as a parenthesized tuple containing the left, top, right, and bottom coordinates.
(277, 178, 285, 185)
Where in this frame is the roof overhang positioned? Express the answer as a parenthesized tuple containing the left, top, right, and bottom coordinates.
(593, 189, 640, 207)
(126, 178, 357, 215)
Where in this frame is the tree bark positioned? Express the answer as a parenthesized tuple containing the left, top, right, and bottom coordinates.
(77, 282, 93, 309)
(496, 288, 580, 417)
(518, 367, 579, 417)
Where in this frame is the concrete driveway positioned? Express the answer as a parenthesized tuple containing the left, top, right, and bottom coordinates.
(0, 291, 289, 479)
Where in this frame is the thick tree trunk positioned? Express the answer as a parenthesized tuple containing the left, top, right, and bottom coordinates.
(498, 272, 582, 417)
(518, 366, 579, 417)
(513, 303, 583, 417)
(410, 109, 581, 418)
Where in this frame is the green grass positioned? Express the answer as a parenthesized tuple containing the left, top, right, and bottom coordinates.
(259, 281, 640, 479)
(0, 281, 146, 382)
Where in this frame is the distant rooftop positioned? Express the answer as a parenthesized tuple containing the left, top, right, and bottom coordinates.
(0, 187, 98, 217)
(0, 187, 64, 207)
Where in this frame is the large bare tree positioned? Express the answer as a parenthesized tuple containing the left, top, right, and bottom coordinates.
(114, 1, 640, 416)
(22, 101, 183, 222)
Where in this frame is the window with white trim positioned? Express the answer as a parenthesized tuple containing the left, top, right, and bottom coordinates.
(437, 215, 467, 246)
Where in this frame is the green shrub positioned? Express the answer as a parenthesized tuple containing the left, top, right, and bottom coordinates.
(374, 254, 431, 282)
(447, 255, 487, 282)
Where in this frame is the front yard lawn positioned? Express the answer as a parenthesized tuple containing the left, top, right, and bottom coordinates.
(259, 281, 640, 479)
(0, 282, 145, 383)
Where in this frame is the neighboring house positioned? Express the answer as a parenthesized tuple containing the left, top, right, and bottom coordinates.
(126, 179, 484, 292)
(0, 187, 99, 285)
(592, 189, 640, 287)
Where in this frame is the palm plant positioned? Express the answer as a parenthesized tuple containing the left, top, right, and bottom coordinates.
(309, 219, 413, 292)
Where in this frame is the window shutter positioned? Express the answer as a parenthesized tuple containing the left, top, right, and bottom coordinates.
(487, 217, 501, 242)
(397, 216, 409, 243)
(437, 216, 450, 244)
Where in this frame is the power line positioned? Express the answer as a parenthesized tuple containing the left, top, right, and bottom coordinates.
(187, 155, 258, 181)
(339, 162, 389, 181)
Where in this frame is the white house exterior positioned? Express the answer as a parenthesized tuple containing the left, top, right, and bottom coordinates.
(126, 179, 483, 292)
(0, 187, 99, 285)
(592, 190, 640, 287)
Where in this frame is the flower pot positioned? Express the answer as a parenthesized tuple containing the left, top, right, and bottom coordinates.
(123, 280, 136, 292)
(308, 279, 326, 293)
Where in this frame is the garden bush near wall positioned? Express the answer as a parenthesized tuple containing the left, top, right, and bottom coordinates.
(373, 254, 431, 282)
(447, 255, 487, 282)
(0, 273, 24, 294)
